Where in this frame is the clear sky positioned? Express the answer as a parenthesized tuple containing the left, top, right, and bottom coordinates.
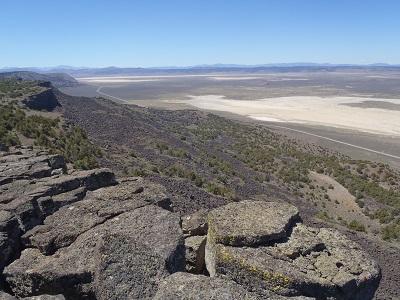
(1, 0, 400, 68)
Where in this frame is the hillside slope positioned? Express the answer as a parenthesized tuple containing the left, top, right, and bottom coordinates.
(56, 90, 400, 299)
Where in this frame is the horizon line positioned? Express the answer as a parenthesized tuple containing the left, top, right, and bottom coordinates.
(2, 62, 400, 70)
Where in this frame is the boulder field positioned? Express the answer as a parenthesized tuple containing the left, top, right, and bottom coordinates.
(0, 148, 380, 299)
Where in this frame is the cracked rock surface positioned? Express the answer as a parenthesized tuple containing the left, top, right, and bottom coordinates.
(0, 148, 184, 299)
(4, 200, 184, 299)
(21, 177, 170, 255)
(0, 148, 116, 272)
(205, 200, 381, 300)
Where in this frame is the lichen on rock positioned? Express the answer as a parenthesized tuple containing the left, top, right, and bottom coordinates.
(205, 200, 381, 300)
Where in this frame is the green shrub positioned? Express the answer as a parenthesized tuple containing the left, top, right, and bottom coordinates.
(373, 208, 395, 224)
(167, 148, 189, 158)
(348, 220, 366, 232)
(206, 181, 234, 198)
(316, 211, 330, 221)
(131, 168, 148, 177)
(382, 220, 400, 241)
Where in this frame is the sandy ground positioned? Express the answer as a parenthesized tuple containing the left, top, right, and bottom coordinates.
(176, 95, 400, 136)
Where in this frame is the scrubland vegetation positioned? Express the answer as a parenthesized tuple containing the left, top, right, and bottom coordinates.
(0, 81, 101, 169)
(121, 109, 400, 242)
(137, 113, 400, 242)
(0, 79, 42, 99)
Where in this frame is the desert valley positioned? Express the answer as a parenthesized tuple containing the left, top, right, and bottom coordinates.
(2, 1, 400, 299)
(0, 66, 399, 299)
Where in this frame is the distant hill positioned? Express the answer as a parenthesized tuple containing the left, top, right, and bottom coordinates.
(2, 64, 400, 78)
(0, 71, 79, 88)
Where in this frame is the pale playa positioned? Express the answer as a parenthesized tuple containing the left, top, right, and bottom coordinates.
(77, 74, 213, 83)
(79, 78, 164, 83)
(181, 95, 400, 136)
(210, 76, 261, 80)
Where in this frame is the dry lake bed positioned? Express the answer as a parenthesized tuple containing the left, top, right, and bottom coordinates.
(61, 70, 400, 167)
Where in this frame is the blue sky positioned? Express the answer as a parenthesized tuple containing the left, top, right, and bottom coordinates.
(1, 0, 400, 67)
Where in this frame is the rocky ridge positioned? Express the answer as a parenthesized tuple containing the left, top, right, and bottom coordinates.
(0, 147, 381, 299)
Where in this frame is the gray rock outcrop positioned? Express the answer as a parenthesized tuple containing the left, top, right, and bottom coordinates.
(0, 148, 116, 272)
(0, 148, 382, 300)
(21, 177, 170, 255)
(205, 200, 381, 300)
(4, 205, 184, 299)
(0, 148, 185, 299)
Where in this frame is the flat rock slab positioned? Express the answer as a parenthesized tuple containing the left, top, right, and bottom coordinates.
(4, 205, 184, 299)
(0, 149, 65, 186)
(22, 178, 169, 254)
(207, 200, 299, 246)
(0, 291, 17, 300)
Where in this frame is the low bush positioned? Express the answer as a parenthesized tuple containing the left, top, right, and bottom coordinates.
(382, 220, 400, 241)
(348, 220, 366, 232)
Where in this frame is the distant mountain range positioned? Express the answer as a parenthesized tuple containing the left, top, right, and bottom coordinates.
(1, 63, 400, 78)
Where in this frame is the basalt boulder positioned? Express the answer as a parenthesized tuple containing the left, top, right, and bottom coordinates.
(4, 205, 184, 299)
(205, 200, 381, 300)
(22, 177, 170, 255)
